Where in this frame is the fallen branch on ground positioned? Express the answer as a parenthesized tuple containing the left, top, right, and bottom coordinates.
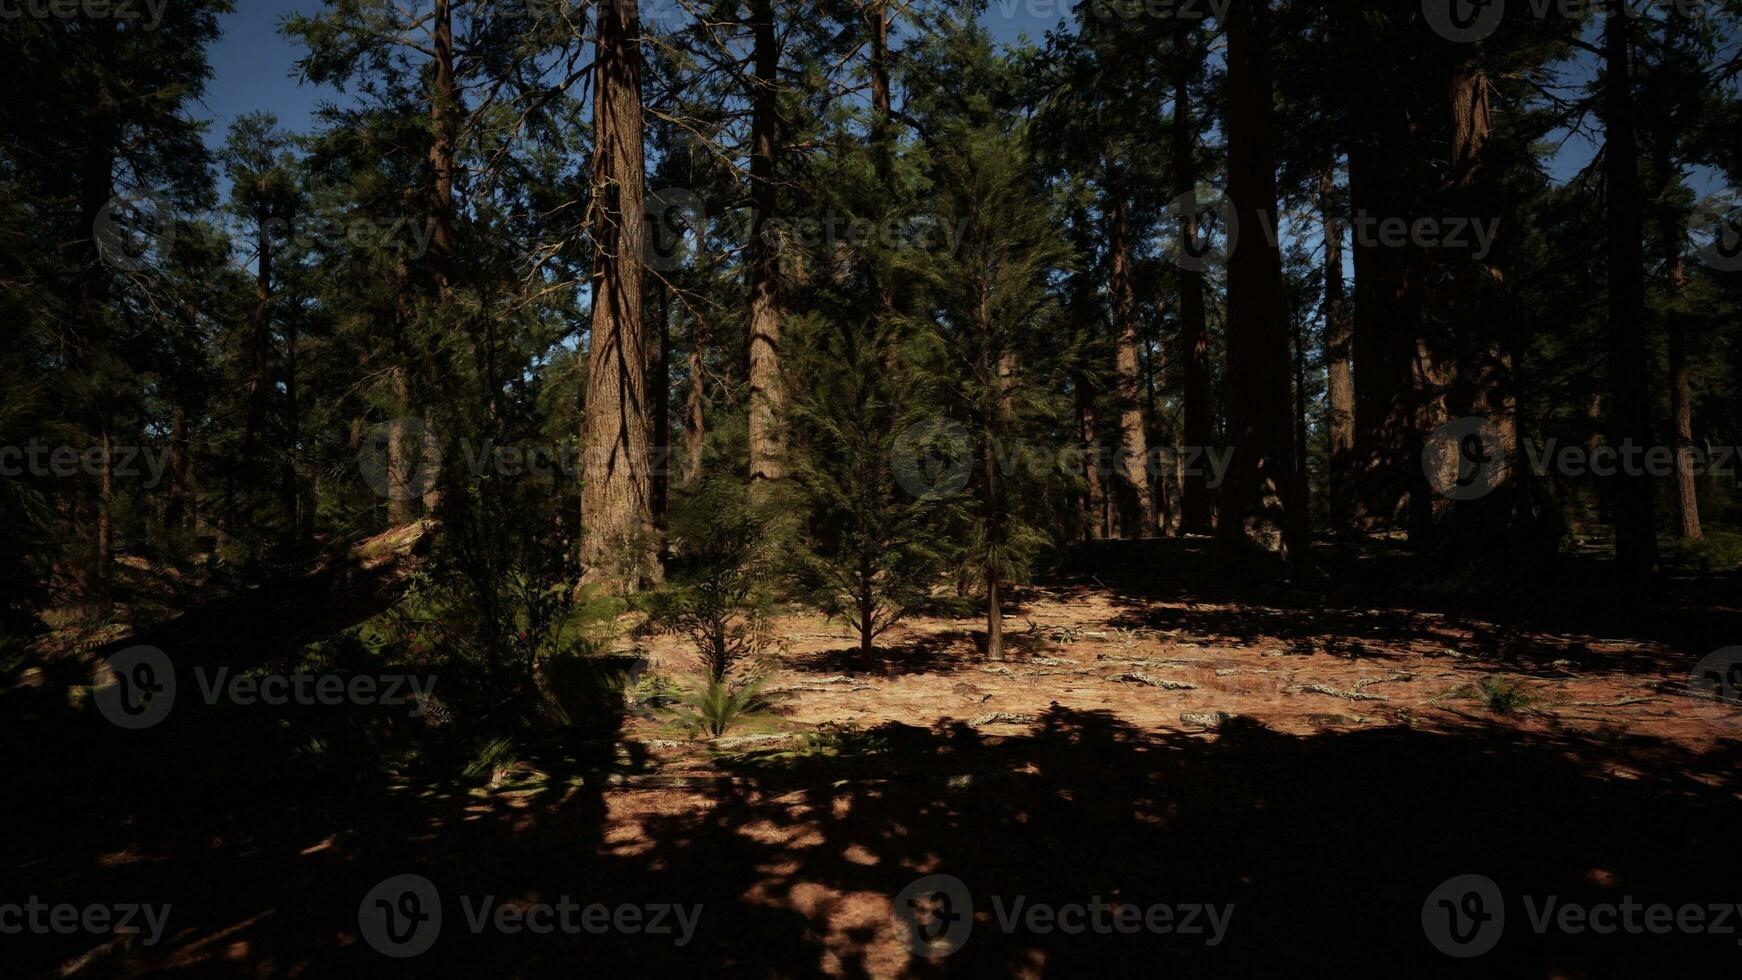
(1562, 696, 1654, 708)
(1299, 683, 1390, 702)
(969, 712, 1037, 727)
(1107, 672, 1197, 690)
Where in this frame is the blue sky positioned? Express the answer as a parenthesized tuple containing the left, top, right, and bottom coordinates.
(196, 1, 1066, 144)
(193, 2, 1722, 199)
(197, 0, 329, 141)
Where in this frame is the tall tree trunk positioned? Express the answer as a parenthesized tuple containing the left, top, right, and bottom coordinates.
(867, 0, 892, 179)
(983, 386, 1004, 661)
(866, 0, 906, 375)
(427, 0, 457, 295)
(245, 200, 273, 466)
(580, 0, 656, 589)
(1449, 65, 1491, 190)
(78, 107, 117, 600)
(1443, 64, 1528, 564)
(414, 0, 458, 521)
(684, 307, 706, 487)
(1107, 186, 1152, 538)
(1405, 72, 1451, 549)
(980, 290, 1009, 659)
(1507, 292, 1538, 536)
(247, 199, 277, 565)
(1172, 48, 1214, 536)
(1143, 337, 1170, 534)
(96, 426, 114, 590)
(419, 405, 440, 516)
(1654, 148, 1702, 541)
(1293, 307, 1309, 492)
(1447, 66, 1510, 453)
(984, 544, 1003, 660)
(747, 0, 785, 497)
(386, 367, 418, 526)
(651, 285, 671, 523)
(1320, 167, 1355, 532)
(1076, 372, 1105, 541)
(165, 405, 190, 535)
(1219, 0, 1309, 564)
(386, 239, 421, 526)
(281, 299, 303, 551)
(1667, 294, 1700, 540)
(1586, 391, 1610, 524)
(1067, 217, 1106, 543)
(1347, 106, 1416, 529)
(1603, 1, 1659, 576)
(1408, 333, 1449, 546)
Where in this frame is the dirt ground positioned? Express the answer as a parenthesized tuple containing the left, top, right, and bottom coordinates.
(634, 583, 1731, 757)
(9, 542, 1742, 978)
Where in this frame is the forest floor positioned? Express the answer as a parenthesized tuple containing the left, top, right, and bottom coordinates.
(635, 583, 1729, 757)
(8, 537, 1742, 978)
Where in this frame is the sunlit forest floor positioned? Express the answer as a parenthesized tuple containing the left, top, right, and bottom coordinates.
(8, 537, 1742, 977)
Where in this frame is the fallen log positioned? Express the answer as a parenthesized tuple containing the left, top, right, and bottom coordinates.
(93, 521, 435, 672)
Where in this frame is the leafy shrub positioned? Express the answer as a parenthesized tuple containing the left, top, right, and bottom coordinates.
(644, 478, 776, 680)
(535, 642, 629, 732)
(625, 669, 682, 713)
(1662, 524, 1742, 575)
(667, 670, 783, 738)
(1479, 676, 1533, 714)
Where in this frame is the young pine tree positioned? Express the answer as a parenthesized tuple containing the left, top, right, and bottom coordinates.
(787, 315, 956, 662)
(905, 117, 1072, 660)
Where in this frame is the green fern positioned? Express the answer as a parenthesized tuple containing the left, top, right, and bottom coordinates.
(1479, 676, 1534, 715)
(462, 734, 521, 780)
(668, 671, 782, 738)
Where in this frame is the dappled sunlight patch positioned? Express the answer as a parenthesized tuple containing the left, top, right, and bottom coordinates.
(901, 854, 948, 875)
(156, 912, 277, 973)
(604, 820, 657, 858)
(736, 818, 826, 849)
(842, 843, 880, 866)
(997, 947, 1048, 980)
(740, 882, 910, 978)
(299, 835, 337, 857)
(95, 847, 158, 867)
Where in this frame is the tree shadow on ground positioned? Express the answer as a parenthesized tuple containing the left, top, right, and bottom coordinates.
(790, 624, 1074, 679)
(789, 632, 976, 677)
(9, 683, 1742, 978)
(1078, 537, 1741, 684)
